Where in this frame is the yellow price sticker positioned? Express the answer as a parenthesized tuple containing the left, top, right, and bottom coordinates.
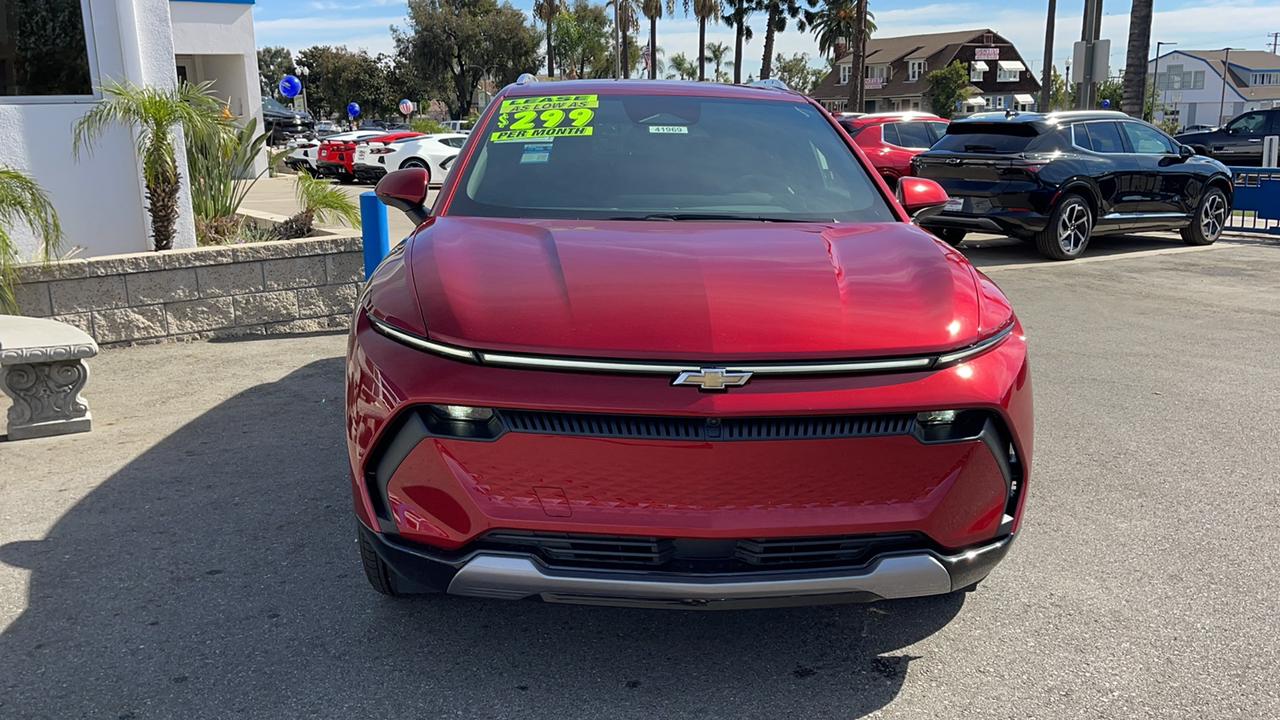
(499, 94, 599, 113)
(491, 126, 594, 143)
(492, 106, 596, 143)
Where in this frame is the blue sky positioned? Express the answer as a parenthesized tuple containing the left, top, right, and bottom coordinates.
(253, 0, 1280, 80)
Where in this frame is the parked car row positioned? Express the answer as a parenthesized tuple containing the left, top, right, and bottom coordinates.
(282, 130, 469, 187)
(829, 107, 1235, 260)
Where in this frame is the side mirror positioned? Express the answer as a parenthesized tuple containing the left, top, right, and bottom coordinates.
(375, 168, 430, 225)
(897, 177, 950, 221)
(1179, 144, 1195, 159)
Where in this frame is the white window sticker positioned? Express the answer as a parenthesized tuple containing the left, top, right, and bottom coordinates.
(648, 125, 689, 134)
(520, 143, 552, 164)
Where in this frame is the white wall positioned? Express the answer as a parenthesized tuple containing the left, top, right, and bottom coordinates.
(1146, 53, 1275, 129)
(0, 0, 195, 262)
(170, 1, 265, 175)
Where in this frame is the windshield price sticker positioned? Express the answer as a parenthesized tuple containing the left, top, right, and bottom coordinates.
(500, 94, 599, 113)
(491, 106, 596, 143)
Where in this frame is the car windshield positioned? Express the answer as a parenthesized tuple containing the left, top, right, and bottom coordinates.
(449, 93, 894, 223)
(933, 123, 1043, 153)
(262, 96, 291, 113)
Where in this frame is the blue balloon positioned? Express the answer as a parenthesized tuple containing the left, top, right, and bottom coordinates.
(278, 75, 302, 99)
(347, 102, 361, 118)
(1102, 99, 1111, 108)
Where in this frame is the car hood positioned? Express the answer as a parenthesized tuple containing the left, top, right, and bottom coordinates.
(405, 218, 985, 361)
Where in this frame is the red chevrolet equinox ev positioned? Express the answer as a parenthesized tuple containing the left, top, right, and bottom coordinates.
(346, 78, 1033, 610)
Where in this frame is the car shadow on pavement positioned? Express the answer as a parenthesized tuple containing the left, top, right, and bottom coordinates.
(0, 359, 963, 719)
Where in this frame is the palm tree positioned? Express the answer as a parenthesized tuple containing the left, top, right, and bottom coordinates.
(534, 0, 565, 77)
(607, 0, 640, 78)
(704, 41, 732, 82)
(758, 0, 806, 80)
(802, 0, 874, 59)
(72, 80, 225, 251)
(721, 0, 755, 84)
(274, 170, 361, 240)
(1121, 0, 1153, 117)
(0, 167, 63, 314)
(641, 0, 675, 80)
(688, 0, 723, 81)
(666, 53, 697, 80)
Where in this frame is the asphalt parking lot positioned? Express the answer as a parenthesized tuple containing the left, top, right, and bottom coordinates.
(2, 234, 1279, 718)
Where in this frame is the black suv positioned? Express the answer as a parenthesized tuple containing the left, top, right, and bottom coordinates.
(1175, 107, 1280, 166)
(913, 111, 1234, 260)
(261, 96, 314, 144)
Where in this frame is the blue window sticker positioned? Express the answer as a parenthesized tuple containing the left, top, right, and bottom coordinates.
(520, 143, 553, 164)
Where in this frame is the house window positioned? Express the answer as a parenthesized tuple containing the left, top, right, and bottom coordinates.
(909, 60, 925, 82)
(866, 64, 888, 80)
(995, 96, 1005, 109)
(0, 0, 94, 97)
(1252, 72, 1280, 86)
(839, 64, 850, 85)
(970, 62, 987, 82)
(997, 61, 1023, 82)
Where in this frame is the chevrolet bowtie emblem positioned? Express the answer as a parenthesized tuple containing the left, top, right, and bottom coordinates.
(672, 368, 753, 391)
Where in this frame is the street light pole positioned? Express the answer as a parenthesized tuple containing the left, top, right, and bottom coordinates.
(1041, 0, 1056, 112)
(298, 65, 309, 115)
(1151, 41, 1175, 122)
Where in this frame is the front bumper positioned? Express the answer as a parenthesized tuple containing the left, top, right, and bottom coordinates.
(362, 523, 1013, 609)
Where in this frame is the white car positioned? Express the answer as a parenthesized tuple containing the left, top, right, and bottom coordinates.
(352, 133, 469, 186)
(284, 130, 386, 173)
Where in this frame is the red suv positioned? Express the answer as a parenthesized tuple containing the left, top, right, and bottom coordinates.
(317, 131, 422, 183)
(838, 113, 949, 189)
(350, 80, 1031, 609)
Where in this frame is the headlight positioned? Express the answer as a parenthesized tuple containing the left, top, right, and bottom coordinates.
(934, 324, 1014, 368)
(432, 405, 493, 421)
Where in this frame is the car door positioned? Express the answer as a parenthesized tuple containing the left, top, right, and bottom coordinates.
(1075, 121, 1142, 226)
(1118, 121, 1189, 221)
(1212, 111, 1269, 165)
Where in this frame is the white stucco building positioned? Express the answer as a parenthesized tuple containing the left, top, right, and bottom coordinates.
(0, 0, 261, 261)
(1148, 50, 1280, 131)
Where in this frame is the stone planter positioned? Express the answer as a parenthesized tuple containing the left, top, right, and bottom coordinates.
(11, 230, 365, 346)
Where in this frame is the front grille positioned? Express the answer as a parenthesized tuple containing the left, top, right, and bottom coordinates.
(501, 410, 914, 442)
(471, 530, 927, 573)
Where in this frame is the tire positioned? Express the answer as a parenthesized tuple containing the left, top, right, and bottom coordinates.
(400, 158, 432, 184)
(1181, 187, 1228, 246)
(1035, 193, 1092, 261)
(358, 527, 400, 596)
(933, 228, 966, 246)
(338, 174, 356, 185)
(882, 174, 899, 192)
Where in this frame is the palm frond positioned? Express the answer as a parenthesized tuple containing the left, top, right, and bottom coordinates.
(294, 171, 361, 229)
(0, 167, 64, 314)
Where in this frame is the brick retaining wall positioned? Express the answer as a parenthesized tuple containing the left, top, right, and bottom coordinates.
(12, 234, 365, 346)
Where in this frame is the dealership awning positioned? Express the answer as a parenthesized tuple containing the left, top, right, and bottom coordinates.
(1014, 93, 1037, 104)
(998, 60, 1025, 72)
(971, 61, 992, 71)
(967, 96, 988, 107)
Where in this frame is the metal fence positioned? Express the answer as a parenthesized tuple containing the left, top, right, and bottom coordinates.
(1228, 167, 1280, 236)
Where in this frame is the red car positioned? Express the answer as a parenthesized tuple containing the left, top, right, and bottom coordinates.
(317, 131, 421, 183)
(348, 79, 1033, 609)
(838, 112, 949, 189)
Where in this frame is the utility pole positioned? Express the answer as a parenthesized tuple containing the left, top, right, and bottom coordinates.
(1219, 47, 1234, 126)
(1269, 32, 1280, 54)
(1076, 0, 1103, 109)
(1041, 0, 1056, 111)
(613, 0, 622, 79)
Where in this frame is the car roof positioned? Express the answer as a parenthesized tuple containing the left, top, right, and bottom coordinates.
(949, 109, 1136, 133)
(842, 112, 946, 127)
(497, 79, 808, 103)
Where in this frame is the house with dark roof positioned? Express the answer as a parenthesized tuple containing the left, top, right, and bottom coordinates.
(1147, 49, 1280, 130)
(809, 29, 1041, 116)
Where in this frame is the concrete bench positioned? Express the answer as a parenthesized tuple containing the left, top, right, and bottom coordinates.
(0, 316, 98, 440)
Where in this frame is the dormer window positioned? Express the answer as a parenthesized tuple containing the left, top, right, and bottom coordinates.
(909, 60, 926, 81)
(839, 64, 851, 85)
(1251, 72, 1280, 86)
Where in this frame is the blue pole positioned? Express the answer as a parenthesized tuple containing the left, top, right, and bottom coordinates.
(361, 192, 390, 279)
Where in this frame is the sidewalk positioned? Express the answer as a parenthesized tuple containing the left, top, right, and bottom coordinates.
(242, 175, 438, 242)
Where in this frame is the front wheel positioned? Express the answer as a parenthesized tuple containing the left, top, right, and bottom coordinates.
(359, 528, 401, 596)
(1035, 194, 1092, 260)
(933, 228, 966, 246)
(1181, 187, 1228, 245)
